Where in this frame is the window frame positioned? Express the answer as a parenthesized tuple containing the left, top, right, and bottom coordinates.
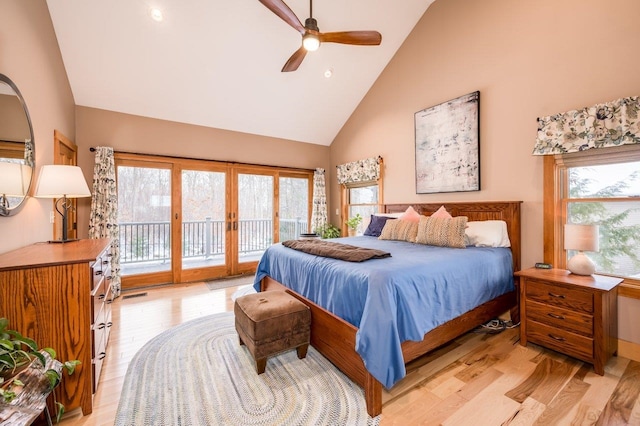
(544, 144, 640, 298)
(340, 168, 384, 236)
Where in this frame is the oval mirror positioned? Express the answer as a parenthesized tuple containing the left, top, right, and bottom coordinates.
(0, 73, 35, 216)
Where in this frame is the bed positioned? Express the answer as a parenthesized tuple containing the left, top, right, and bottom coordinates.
(255, 201, 521, 416)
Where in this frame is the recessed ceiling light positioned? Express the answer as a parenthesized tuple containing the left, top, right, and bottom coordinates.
(150, 8, 163, 22)
(324, 68, 334, 79)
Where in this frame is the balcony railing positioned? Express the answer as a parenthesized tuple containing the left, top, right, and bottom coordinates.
(118, 217, 308, 265)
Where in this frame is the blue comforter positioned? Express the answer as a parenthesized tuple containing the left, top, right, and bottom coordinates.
(253, 236, 514, 389)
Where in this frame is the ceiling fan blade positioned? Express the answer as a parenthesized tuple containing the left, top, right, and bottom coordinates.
(282, 46, 308, 72)
(320, 31, 382, 46)
(259, 0, 305, 34)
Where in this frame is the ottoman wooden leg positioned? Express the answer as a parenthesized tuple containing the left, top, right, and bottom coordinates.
(296, 343, 309, 360)
(256, 358, 267, 375)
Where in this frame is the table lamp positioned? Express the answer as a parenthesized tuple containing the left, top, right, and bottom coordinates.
(564, 223, 599, 275)
(34, 165, 91, 243)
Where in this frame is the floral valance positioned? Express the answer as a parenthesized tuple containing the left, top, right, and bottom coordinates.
(533, 95, 640, 155)
(336, 156, 382, 185)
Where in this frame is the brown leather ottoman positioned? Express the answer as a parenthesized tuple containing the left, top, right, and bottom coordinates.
(234, 290, 311, 374)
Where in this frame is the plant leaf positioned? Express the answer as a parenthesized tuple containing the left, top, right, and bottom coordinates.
(56, 401, 65, 423)
(42, 347, 57, 360)
(32, 351, 46, 368)
(44, 369, 61, 390)
(63, 360, 81, 375)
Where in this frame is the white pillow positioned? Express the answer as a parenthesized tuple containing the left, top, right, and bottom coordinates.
(465, 220, 511, 247)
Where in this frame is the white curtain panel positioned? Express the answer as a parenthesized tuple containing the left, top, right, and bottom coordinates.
(311, 168, 328, 234)
(89, 146, 121, 297)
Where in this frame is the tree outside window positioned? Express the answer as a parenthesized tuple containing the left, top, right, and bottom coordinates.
(565, 161, 640, 279)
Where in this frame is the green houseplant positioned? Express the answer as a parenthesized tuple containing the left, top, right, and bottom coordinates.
(345, 214, 363, 236)
(0, 317, 80, 422)
(317, 223, 341, 239)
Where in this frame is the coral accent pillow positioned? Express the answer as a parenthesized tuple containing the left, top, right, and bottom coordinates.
(431, 205, 452, 219)
(415, 216, 468, 248)
(378, 218, 419, 242)
(399, 206, 421, 223)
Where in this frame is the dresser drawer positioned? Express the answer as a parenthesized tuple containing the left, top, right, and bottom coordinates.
(91, 248, 112, 292)
(526, 299, 593, 337)
(525, 279, 593, 314)
(526, 319, 593, 362)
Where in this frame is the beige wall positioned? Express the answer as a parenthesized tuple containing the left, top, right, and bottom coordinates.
(74, 106, 330, 237)
(0, 0, 76, 253)
(330, 0, 640, 344)
(331, 0, 640, 268)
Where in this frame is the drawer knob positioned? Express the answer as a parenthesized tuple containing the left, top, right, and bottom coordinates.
(548, 292, 565, 299)
(95, 270, 103, 276)
(548, 312, 565, 320)
(548, 334, 566, 342)
(98, 352, 106, 360)
(102, 260, 109, 265)
(106, 321, 113, 328)
(98, 294, 105, 300)
(97, 322, 106, 330)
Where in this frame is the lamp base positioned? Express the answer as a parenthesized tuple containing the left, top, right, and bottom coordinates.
(567, 251, 596, 275)
(48, 238, 79, 244)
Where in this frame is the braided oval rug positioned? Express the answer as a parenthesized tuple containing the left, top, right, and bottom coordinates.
(115, 312, 380, 426)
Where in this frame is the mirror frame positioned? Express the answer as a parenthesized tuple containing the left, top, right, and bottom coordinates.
(0, 73, 35, 216)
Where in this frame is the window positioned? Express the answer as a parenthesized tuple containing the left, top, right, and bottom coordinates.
(546, 145, 640, 291)
(345, 183, 379, 234)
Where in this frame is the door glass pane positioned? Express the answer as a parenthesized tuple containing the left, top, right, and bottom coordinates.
(117, 166, 171, 275)
(181, 170, 226, 270)
(238, 174, 273, 262)
(279, 177, 309, 240)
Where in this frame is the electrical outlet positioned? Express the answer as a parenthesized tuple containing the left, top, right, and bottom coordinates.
(50, 211, 55, 223)
(335, 208, 339, 215)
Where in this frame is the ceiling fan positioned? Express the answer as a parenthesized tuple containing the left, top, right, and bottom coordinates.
(259, 0, 382, 72)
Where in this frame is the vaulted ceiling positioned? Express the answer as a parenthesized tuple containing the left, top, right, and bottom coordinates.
(46, 0, 436, 146)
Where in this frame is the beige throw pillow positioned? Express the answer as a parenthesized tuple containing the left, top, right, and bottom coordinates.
(378, 218, 419, 242)
(415, 216, 468, 248)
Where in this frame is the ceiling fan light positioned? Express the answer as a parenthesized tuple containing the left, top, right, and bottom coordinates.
(303, 34, 320, 52)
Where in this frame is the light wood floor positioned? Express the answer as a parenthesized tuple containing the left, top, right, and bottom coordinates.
(59, 282, 640, 426)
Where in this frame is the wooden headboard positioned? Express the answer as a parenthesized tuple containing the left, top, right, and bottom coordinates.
(384, 201, 522, 272)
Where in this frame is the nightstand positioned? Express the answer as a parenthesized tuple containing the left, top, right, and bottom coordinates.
(515, 268, 622, 375)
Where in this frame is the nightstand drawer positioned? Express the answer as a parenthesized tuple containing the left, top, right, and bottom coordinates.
(526, 299, 593, 337)
(526, 319, 593, 362)
(525, 279, 593, 314)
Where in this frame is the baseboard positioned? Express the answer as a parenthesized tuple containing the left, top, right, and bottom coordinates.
(618, 339, 640, 362)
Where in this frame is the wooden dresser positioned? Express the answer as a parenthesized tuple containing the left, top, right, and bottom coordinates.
(0, 238, 113, 415)
(516, 268, 621, 375)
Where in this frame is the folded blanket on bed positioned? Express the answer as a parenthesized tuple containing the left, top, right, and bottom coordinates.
(282, 239, 391, 262)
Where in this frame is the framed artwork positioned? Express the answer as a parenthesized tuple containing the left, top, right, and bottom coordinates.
(414, 91, 480, 194)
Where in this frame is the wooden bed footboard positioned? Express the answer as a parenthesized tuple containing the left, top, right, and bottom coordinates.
(262, 276, 517, 417)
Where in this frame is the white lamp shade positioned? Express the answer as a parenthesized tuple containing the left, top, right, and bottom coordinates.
(0, 162, 32, 196)
(34, 165, 91, 198)
(564, 224, 599, 253)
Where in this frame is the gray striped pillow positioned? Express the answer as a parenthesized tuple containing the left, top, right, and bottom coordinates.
(378, 219, 419, 242)
(415, 216, 468, 248)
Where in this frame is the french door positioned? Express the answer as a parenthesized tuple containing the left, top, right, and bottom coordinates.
(115, 153, 312, 289)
